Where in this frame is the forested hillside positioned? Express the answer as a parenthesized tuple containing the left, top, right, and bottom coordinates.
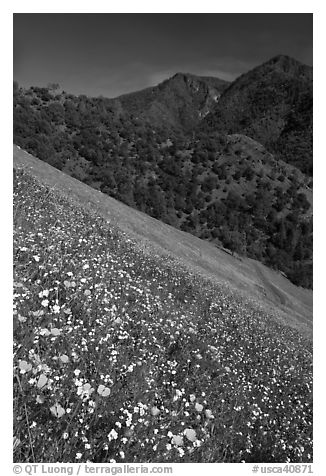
(13, 56, 313, 288)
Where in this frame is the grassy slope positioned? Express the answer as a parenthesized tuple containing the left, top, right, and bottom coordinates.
(13, 149, 312, 464)
(13, 145, 312, 336)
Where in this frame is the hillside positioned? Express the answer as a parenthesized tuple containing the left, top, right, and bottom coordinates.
(13, 59, 313, 288)
(13, 145, 312, 463)
(202, 55, 313, 175)
(13, 145, 312, 334)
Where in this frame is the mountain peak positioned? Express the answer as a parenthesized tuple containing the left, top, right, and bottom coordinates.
(262, 54, 312, 77)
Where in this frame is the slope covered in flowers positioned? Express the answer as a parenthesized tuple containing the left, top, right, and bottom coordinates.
(13, 168, 312, 463)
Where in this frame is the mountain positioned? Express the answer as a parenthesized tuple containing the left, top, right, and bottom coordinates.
(115, 73, 229, 131)
(202, 55, 313, 174)
(13, 55, 313, 288)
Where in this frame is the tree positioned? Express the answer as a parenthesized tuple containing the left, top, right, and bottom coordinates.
(47, 83, 60, 92)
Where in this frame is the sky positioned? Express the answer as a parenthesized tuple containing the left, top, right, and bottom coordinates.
(13, 13, 313, 98)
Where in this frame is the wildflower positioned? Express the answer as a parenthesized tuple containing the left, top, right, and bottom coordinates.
(37, 374, 48, 389)
(108, 429, 118, 441)
(151, 406, 160, 416)
(205, 409, 214, 419)
(33, 255, 40, 262)
(178, 448, 185, 457)
(32, 310, 44, 317)
(41, 299, 49, 307)
(60, 354, 69, 363)
(184, 428, 197, 442)
(77, 383, 94, 398)
(172, 435, 184, 446)
(19, 360, 32, 373)
(52, 305, 60, 314)
(50, 403, 65, 418)
(195, 402, 204, 412)
(97, 384, 111, 397)
(75, 453, 82, 460)
(38, 290, 49, 298)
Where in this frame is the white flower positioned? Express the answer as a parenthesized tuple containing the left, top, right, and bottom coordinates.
(172, 435, 184, 446)
(38, 290, 49, 298)
(75, 453, 82, 460)
(41, 299, 49, 307)
(184, 428, 197, 442)
(33, 255, 40, 262)
(97, 384, 111, 397)
(205, 409, 214, 419)
(50, 403, 65, 418)
(108, 429, 118, 441)
(77, 383, 94, 398)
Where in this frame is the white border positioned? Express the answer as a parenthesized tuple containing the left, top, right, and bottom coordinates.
(3, 3, 323, 475)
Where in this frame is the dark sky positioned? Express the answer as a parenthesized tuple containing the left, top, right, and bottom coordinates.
(13, 13, 313, 98)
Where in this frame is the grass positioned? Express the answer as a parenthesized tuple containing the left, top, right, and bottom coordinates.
(13, 167, 312, 463)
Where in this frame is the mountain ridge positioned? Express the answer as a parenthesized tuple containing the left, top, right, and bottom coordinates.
(201, 54, 313, 174)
